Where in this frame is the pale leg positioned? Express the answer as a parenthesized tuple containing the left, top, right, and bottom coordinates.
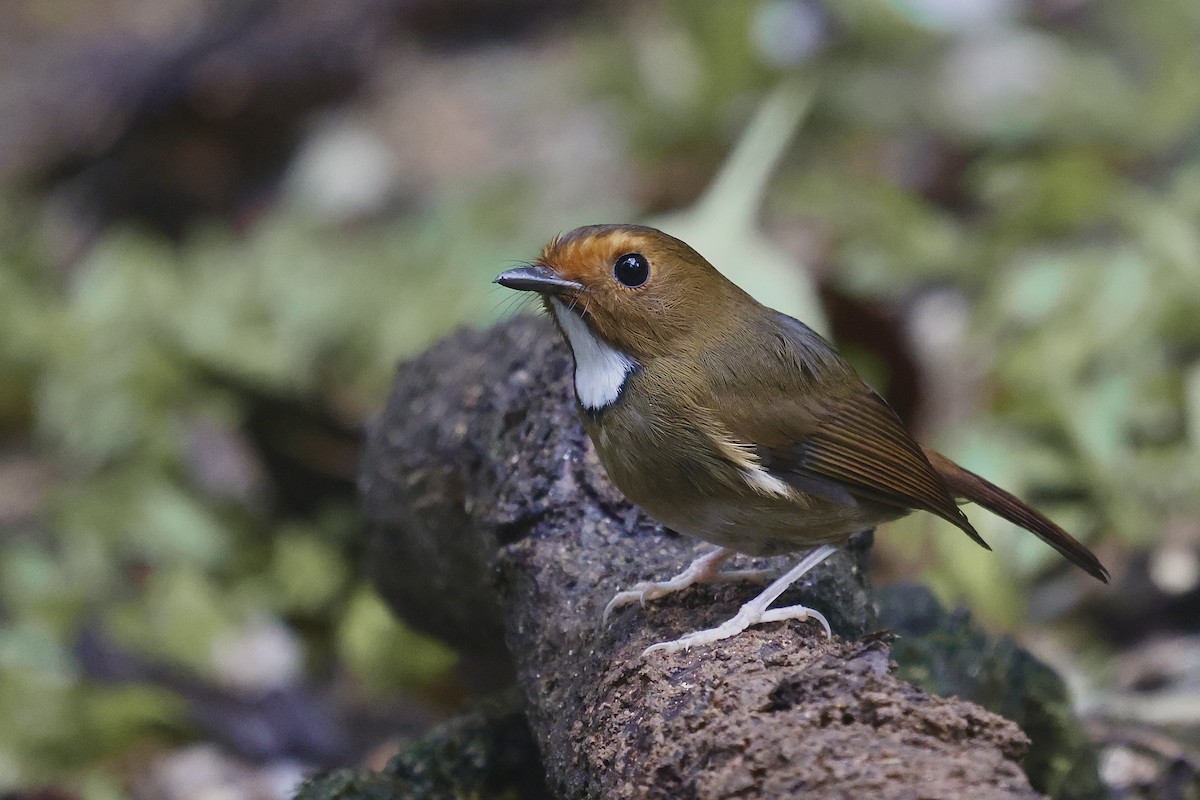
(642, 545, 838, 656)
(600, 544, 739, 623)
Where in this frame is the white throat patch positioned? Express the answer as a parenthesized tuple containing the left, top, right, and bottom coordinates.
(550, 299, 636, 411)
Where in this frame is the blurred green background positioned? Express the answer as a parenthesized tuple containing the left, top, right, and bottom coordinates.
(1, 0, 1198, 797)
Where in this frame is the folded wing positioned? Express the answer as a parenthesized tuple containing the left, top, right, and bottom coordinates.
(713, 312, 989, 549)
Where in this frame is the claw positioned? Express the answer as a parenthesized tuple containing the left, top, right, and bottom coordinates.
(601, 547, 735, 625)
(602, 589, 642, 624)
(637, 545, 840, 655)
(641, 601, 830, 655)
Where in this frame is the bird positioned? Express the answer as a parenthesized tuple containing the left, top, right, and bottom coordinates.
(494, 224, 1109, 655)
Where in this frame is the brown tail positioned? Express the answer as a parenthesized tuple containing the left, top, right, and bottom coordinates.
(924, 449, 1110, 583)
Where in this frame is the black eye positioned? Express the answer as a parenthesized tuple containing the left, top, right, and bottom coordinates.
(613, 253, 650, 287)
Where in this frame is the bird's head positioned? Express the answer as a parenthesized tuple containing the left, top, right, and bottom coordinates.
(495, 224, 748, 362)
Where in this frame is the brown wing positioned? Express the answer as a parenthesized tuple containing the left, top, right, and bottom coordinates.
(713, 312, 989, 549)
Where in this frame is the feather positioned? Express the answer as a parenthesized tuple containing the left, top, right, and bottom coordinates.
(712, 311, 991, 550)
(924, 449, 1110, 583)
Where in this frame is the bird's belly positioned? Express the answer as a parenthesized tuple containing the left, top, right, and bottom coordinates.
(637, 492, 894, 557)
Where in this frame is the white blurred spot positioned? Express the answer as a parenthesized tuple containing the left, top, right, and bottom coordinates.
(751, 1, 827, 67)
(254, 761, 309, 800)
(909, 287, 970, 352)
(888, 0, 1015, 33)
(937, 31, 1067, 139)
(212, 618, 302, 693)
(1099, 745, 1159, 791)
(142, 744, 309, 800)
(892, 0, 1012, 32)
(286, 118, 399, 220)
(1149, 544, 1200, 596)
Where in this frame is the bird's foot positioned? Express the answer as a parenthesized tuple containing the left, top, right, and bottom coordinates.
(603, 546, 739, 623)
(639, 544, 839, 656)
(642, 601, 831, 655)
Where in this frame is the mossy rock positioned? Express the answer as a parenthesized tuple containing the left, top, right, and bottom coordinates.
(876, 584, 1104, 800)
(295, 704, 548, 800)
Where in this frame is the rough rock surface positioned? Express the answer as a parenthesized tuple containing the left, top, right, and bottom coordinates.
(877, 585, 1105, 800)
(359, 315, 1042, 799)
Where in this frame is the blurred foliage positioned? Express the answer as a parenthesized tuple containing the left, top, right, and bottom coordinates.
(1, 0, 1199, 794)
(0, 200, 519, 788)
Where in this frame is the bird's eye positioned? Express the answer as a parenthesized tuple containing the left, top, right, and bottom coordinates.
(613, 253, 650, 287)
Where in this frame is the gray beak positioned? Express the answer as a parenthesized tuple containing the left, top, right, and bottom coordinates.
(494, 265, 584, 296)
